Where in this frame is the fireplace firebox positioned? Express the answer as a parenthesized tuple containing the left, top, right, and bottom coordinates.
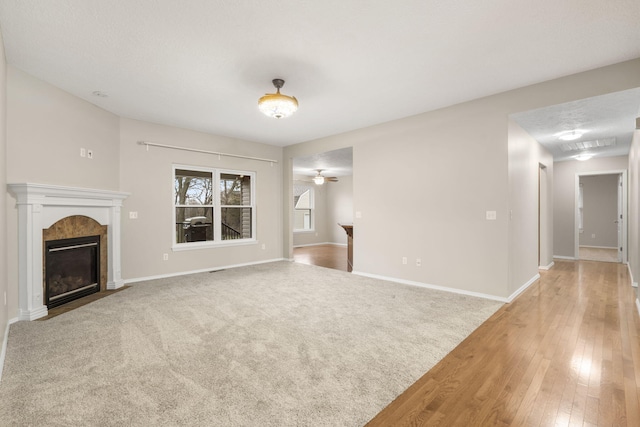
(45, 235, 100, 309)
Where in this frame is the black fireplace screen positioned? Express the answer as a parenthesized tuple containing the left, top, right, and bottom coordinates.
(45, 235, 100, 308)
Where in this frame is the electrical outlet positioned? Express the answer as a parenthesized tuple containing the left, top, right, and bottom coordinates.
(163, 253, 168, 261)
(87, 149, 93, 159)
(486, 210, 497, 220)
(80, 148, 86, 157)
(261, 244, 266, 250)
(402, 257, 407, 265)
(129, 211, 138, 219)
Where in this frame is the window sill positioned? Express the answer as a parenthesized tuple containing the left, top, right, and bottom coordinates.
(172, 239, 257, 251)
(293, 229, 315, 234)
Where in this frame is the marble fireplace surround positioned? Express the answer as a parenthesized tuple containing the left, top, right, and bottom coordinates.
(8, 183, 129, 320)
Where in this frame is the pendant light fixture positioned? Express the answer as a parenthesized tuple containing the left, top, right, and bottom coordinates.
(258, 79, 298, 119)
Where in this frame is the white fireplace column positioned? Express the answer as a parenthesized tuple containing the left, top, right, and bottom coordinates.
(8, 183, 130, 321)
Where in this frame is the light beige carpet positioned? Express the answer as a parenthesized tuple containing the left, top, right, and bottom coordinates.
(0, 261, 502, 426)
(578, 246, 619, 263)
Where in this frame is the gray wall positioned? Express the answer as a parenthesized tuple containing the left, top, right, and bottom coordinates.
(579, 174, 619, 248)
(507, 119, 553, 295)
(7, 67, 121, 189)
(628, 128, 640, 295)
(284, 59, 640, 300)
(119, 118, 283, 280)
(0, 27, 8, 374)
(553, 156, 628, 258)
(326, 175, 353, 245)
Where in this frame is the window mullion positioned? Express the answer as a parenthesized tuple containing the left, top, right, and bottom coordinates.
(214, 171, 222, 241)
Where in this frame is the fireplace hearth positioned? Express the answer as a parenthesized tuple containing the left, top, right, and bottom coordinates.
(45, 235, 100, 309)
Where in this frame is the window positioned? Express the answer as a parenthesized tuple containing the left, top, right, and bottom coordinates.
(294, 184, 313, 231)
(174, 166, 255, 246)
(220, 173, 253, 240)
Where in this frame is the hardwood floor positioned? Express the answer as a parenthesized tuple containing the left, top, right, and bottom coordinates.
(293, 244, 348, 272)
(367, 259, 640, 426)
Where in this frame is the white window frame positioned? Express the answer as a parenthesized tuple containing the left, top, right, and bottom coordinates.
(293, 184, 315, 233)
(172, 164, 256, 250)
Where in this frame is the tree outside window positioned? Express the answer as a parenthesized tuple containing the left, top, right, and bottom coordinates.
(174, 167, 254, 245)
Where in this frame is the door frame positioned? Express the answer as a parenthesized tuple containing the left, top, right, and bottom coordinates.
(538, 163, 549, 268)
(574, 169, 627, 262)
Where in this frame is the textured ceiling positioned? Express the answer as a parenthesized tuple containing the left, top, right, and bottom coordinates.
(293, 147, 353, 177)
(511, 88, 640, 162)
(0, 1, 639, 148)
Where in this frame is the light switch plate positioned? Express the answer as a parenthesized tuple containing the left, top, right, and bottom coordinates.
(486, 211, 497, 220)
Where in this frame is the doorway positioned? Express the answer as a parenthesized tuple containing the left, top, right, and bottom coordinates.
(290, 147, 354, 272)
(575, 171, 627, 263)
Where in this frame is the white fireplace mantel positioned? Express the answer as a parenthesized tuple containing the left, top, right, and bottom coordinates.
(8, 183, 130, 320)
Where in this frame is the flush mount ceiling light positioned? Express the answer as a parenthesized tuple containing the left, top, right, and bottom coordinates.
(574, 153, 594, 161)
(556, 129, 588, 141)
(258, 79, 298, 119)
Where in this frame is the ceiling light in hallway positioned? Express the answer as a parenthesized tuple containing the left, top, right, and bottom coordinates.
(556, 129, 587, 141)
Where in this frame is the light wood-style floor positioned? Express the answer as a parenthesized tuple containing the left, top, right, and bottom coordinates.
(293, 244, 348, 272)
(367, 259, 640, 426)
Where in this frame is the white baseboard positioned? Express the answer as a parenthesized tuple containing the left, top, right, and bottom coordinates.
(579, 245, 618, 250)
(0, 317, 19, 382)
(539, 262, 554, 270)
(351, 271, 508, 303)
(553, 255, 577, 260)
(507, 274, 540, 303)
(293, 242, 347, 248)
(124, 258, 286, 284)
(628, 263, 638, 288)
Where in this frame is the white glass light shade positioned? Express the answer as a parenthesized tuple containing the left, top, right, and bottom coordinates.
(557, 129, 587, 141)
(258, 92, 298, 119)
(574, 153, 594, 161)
(313, 175, 325, 185)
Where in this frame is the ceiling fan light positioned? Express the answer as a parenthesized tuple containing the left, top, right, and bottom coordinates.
(258, 79, 298, 119)
(313, 175, 325, 185)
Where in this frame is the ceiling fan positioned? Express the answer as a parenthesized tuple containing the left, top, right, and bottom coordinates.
(311, 169, 338, 185)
